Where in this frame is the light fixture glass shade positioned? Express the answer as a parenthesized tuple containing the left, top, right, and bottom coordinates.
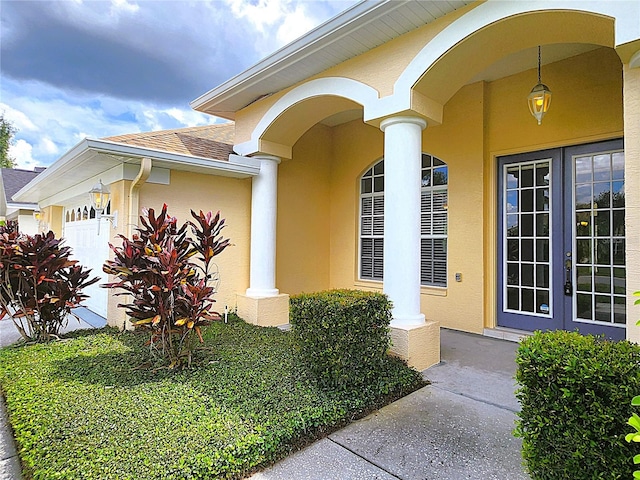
(89, 180, 111, 212)
(528, 82, 552, 125)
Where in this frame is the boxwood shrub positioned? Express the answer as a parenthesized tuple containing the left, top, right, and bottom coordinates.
(515, 330, 640, 479)
(290, 289, 393, 390)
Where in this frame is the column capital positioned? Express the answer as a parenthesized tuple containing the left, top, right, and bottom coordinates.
(380, 116, 427, 132)
(251, 153, 282, 164)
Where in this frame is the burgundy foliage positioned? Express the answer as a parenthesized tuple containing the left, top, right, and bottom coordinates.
(103, 204, 230, 368)
(0, 230, 99, 342)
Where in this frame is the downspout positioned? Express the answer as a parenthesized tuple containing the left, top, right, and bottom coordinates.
(128, 157, 152, 238)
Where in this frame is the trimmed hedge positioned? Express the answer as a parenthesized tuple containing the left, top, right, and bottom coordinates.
(515, 330, 640, 479)
(290, 289, 393, 390)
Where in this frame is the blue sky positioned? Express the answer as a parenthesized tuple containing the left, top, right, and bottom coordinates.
(0, 0, 358, 169)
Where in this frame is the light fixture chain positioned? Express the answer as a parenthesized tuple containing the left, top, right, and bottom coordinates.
(538, 45, 541, 84)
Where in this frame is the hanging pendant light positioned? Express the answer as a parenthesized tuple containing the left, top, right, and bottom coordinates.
(528, 45, 552, 125)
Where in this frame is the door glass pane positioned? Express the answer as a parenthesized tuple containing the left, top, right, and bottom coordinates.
(503, 160, 552, 317)
(576, 266, 592, 292)
(575, 156, 592, 183)
(573, 150, 625, 326)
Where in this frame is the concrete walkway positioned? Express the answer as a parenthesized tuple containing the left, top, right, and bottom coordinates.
(0, 326, 528, 479)
(252, 329, 529, 479)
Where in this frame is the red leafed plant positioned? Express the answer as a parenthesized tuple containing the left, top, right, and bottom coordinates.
(103, 204, 230, 368)
(0, 230, 99, 342)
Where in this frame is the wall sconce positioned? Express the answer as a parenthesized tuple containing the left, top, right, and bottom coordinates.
(89, 180, 117, 234)
(32, 211, 42, 222)
(528, 46, 552, 125)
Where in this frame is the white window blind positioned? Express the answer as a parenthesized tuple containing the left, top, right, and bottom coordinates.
(359, 155, 448, 286)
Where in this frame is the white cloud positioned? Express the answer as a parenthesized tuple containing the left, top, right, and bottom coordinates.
(0, 103, 38, 132)
(162, 107, 218, 127)
(39, 137, 59, 155)
(9, 139, 38, 170)
(277, 4, 317, 45)
(110, 0, 139, 15)
(225, 0, 287, 33)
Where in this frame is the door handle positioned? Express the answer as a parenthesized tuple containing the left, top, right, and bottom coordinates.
(564, 252, 572, 296)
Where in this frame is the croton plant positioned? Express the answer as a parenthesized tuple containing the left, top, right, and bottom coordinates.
(103, 204, 230, 368)
(0, 228, 99, 342)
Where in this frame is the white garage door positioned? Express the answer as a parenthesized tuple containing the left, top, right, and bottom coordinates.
(63, 204, 111, 318)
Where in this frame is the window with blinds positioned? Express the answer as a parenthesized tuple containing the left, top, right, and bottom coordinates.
(359, 155, 448, 287)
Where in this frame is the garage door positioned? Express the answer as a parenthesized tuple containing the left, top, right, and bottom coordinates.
(63, 204, 110, 318)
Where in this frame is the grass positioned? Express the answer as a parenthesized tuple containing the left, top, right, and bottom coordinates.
(0, 316, 426, 479)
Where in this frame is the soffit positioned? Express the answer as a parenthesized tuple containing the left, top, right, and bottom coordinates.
(191, 0, 474, 118)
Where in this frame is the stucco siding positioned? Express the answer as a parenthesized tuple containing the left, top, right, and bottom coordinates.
(277, 123, 332, 294)
(137, 172, 252, 316)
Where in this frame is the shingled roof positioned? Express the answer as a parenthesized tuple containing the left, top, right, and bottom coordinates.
(1, 167, 44, 205)
(103, 123, 235, 161)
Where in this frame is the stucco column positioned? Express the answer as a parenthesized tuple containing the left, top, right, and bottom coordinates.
(380, 116, 427, 326)
(246, 154, 281, 297)
(624, 58, 640, 343)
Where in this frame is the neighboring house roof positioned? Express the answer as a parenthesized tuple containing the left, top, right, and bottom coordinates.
(191, 0, 474, 117)
(1, 167, 44, 208)
(103, 123, 235, 161)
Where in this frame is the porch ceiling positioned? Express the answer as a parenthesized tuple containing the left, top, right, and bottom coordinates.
(191, 0, 473, 119)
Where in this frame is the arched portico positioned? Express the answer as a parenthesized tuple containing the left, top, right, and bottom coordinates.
(231, 0, 640, 367)
(235, 77, 380, 158)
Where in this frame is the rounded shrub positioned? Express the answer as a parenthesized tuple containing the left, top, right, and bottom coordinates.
(515, 330, 640, 479)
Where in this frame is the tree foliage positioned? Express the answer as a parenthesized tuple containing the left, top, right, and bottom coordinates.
(0, 113, 16, 169)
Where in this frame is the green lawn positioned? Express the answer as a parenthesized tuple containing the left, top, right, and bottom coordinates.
(0, 317, 425, 479)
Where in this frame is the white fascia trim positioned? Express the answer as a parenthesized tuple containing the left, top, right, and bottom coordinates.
(190, 0, 401, 112)
(13, 137, 94, 202)
(366, 0, 640, 121)
(14, 138, 260, 202)
(235, 77, 379, 156)
(84, 139, 259, 176)
(6, 202, 37, 210)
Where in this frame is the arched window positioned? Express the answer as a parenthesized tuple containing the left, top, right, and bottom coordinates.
(359, 154, 448, 287)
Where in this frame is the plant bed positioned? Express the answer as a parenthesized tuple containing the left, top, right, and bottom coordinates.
(0, 316, 426, 479)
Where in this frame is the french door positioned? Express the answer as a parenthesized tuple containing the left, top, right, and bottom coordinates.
(497, 140, 625, 340)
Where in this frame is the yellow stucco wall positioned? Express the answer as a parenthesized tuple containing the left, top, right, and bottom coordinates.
(274, 47, 624, 334)
(276, 124, 332, 294)
(324, 81, 486, 333)
(137, 171, 252, 313)
(486, 47, 623, 155)
(233, 2, 479, 144)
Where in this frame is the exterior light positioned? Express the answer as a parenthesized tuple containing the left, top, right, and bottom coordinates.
(528, 46, 552, 125)
(89, 180, 111, 213)
(88, 180, 117, 234)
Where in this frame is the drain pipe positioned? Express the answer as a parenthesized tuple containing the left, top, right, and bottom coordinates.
(128, 157, 152, 238)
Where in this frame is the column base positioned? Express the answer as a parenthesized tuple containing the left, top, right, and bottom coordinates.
(246, 287, 280, 297)
(236, 293, 290, 327)
(389, 320, 440, 371)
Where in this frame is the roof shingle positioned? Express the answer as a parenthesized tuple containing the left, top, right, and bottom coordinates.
(103, 123, 235, 161)
(1, 168, 43, 204)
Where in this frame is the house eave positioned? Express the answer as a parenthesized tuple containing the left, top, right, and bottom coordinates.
(190, 0, 474, 116)
(13, 138, 260, 205)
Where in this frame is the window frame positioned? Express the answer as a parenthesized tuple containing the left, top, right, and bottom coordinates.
(358, 154, 448, 287)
